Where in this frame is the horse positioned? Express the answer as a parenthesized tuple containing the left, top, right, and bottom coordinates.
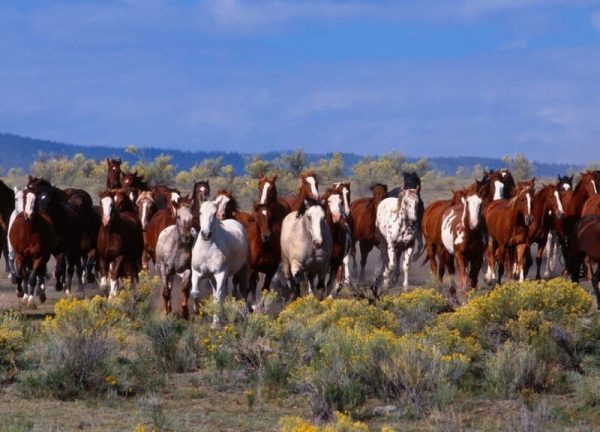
(244, 203, 281, 306)
(136, 191, 157, 231)
(349, 183, 388, 282)
(439, 187, 485, 303)
(155, 199, 194, 318)
(282, 171, 320, 211)
(142, 199, 178, 270)
(214, 190, 254, 228)
(280, 198, 332, 300)
(96, 190, 144, 297)
(569, 215, 600, 310)
(190, 200, 249, 326)
(484, 179, 535, 285)
(526, 184, 565, 279)
(323, 189, 352, 297)
(387, 172, 425, 259)
(106, 158, 122, 189)
(191, 180, 211, 230)
(7, 187, 24, 281)
(0, 180, 15, 273)
(9, 187, 55, 304)
(376, 188, 420, 290)
(122, 170, 179, 211)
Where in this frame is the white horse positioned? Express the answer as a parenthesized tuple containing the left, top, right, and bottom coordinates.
(155, 200, 194, 318)
(280, 199, 332, 300)
(190, 200, 249, 326)
(376, 188, 420, 289)
(7, 187, 24, 280)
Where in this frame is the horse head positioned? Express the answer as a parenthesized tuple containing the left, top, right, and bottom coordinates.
(254, 203, 273, 243)
(258, 173, 278, 205)
(542, 184, 565, 219)
(199, 200, 218, 241)
(13, 187, 24, 214)
(578, 171, 598, 197)
(136, 191, 156, 230)
(371, 183, 388, 206)
(325, 189, 344, 224)
(173, 199, 193, 243)
(515, 179, 535, 226)
(298, 198, 326, 249)
(106, 158, 122, 189)
(99, 190, 116, 227)
(557, 174, 573, 192)
(300, 171, 319, 200)
(403, 172, 421, 193)
(399, 188, 419, 227)
(193, 180, 210, 204)
(331, 181, 351, 215)
(461, 186, 483, 230)
(215, 190, 238, 220)
(23, 187, 38, 220)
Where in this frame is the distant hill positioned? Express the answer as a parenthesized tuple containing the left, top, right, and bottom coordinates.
(0, 132, 581, 178)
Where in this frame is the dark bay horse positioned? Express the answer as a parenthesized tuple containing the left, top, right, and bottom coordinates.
(9, 187, 55, 304)
(122, 171, 179, 212)
(282, 171, 320, 211)
(570, 215, 600, 310)
(484, 179, 535, 284)
(349, 183, 388, 282)
(191, 180, 211, 230)
(526, 184, 565, 279)
(324, 188, 352, 297)
(0, 180, 15, 272)
(97, 190, 143, 297)
(106, 158, 122, 189)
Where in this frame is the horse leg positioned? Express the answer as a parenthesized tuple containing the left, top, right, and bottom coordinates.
(543, 233, 555, 277)
(426, 241, 439, 281)
(359, 241, 373, 283)
(211, 272, 228, 327)
(33, 258, 47, 304)
(159, 264, 171, 315)
(523, 246, 533, 280)
(382, 241, 395, 289)
(85, 249, 96, 284)
(54, 253, 65, 291)
(454, 252, 467, 304)
(469, 252, 483, 289)
(484, 237, 496, 285)
(236, 264, 250, 310)
(65, 253, 75, 296)
(248, 270, 259, 305)
(98, 256, 109, 294)
(585, 255, 594, 281)
(14, 254, 25, 299)
(516, 243, 527, 282)
(402, 246, 413, 290)
(591, 266, 600, 311)
(75, 253, 84, 294)
(189, 268, 202, 314)
(496, 245, 505, 285)
(109, 256, 123, 298)
(177, 269, 191, 319)
(535, 241, 544, 280)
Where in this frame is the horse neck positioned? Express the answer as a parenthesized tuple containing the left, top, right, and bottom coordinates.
(372, 190, 386, 207)
(572, 183, 590, 214)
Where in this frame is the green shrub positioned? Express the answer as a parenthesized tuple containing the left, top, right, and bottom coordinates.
(0, 311, 27, 383)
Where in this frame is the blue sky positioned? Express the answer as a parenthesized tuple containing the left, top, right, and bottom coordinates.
(1, 1, 599, 163)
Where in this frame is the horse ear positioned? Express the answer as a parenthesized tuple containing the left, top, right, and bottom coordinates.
(106, 158, 110, 166)
(259, 172, 264, 179)
(273, 173, 278, 181)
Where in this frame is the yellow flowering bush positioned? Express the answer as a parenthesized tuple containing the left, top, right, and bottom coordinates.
(0, 311, 27, 382)
(279, 412, 368, 432)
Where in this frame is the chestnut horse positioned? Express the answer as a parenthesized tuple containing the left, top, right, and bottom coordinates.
(525, 184, 565, 279)
(349, 183, 388, 282)
(142, 199, 178, 270)
(136, 191, 157, 231)
(484, 179, 535, 284)
(9, 187, 55, 304)
(122, 170, 179, 211)
(191, 180, 211, 230)
(106, 158, 122, 189)
(97, 190, 143, 297)
(570, 215, 600, 310)
(282, 171, 320, 211)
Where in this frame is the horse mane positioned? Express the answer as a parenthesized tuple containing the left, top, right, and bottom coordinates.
(403, 172, 421, 190)
(296, 197, 322, 218)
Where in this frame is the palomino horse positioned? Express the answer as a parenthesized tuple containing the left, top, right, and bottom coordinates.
(376, 188, 420, 290)
(9, 187, 55, 304)
(0, 180, 15, 273)
(191, 180, 211, 230)
(97, 190, 143, 297)
(484, 179, 535, 284)
(106, 158, 122, 189)
(190, 200, 249, 326)
(155, 199, 194, 317)
(323, 189, 352, 297)
(280, 198, 332, 300)
(526, 184, 565, 279)
(350, 183, 388, 282)
(439, 187, 485, 302)
(214, 190, 254, 228)
(282, 171, 320, 211)
(570, 215, 600, 310)
(245, 203, 281, 305)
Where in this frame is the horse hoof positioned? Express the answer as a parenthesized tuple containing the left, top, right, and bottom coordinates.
(55, 282, 63, 292)
(65, 289, 72, 297)
(39, 291, 46, 303)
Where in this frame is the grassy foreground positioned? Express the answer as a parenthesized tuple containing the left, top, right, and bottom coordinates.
(1, 274, 600, 431)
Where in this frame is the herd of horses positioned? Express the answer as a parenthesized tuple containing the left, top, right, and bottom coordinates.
(2, 158, 600, 324)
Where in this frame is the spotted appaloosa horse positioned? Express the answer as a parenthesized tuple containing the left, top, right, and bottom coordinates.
(155, 198, 194, 317)
(97, 190, 143, 297)
(191, 180, 211, 230)
(106, 158, 122, 189)
(525, 184, 565, 279)
(9, 187, 55, 304)
(439, 186, 485, 302)
(484, 179, 535, 285)
(350, 183, 388, 282)
(388, 172, 425, 259)
(282, 171, 320, 211)
(376, 188, 420, 290)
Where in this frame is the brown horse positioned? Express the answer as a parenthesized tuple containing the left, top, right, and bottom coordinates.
(323, 188, 352, 297)
(0, 180, 15, 273)
(570, 215, 600, 310)
(282, 171, 320, 211)
(191, 180, 211, 230)
(214, 190, 254, 228)
(349, 183, 388, 282)
(97, 190, 143, 297)
(9, 187, 55, 304)
(106, 158, 122, 189)
(136, 191, 157, 231)
(122, 171, 179, 212)
(439, 187, 486, 302)
(525, 184, 565, 279)
(244, 203, 281, 305)
(484, 179, 535, 285)
(142, 200, 178, 270)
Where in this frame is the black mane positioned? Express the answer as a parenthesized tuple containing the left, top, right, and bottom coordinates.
(296, 197, 323, 218)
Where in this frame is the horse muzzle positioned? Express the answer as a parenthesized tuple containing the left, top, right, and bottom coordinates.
(556, 210, 564, 219)
(261, 233, 271, 243)
(102, 216, 111, 227)
(313, 239, 323, 249)
(525, 215, 534, 226)
(201, 231, 212, 241)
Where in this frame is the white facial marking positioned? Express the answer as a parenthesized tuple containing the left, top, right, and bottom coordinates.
(308, 205, 324, 245)
(171, 192, 180, 203)
(493, 180, 504, 200)
(14, 189, 24, 213)
(592, 180, 598, 195)
(306, 176, 318, 199)
(24, 192, 35, 218)
(129, 192, 135, 202)
(141, 202, 148, 228)
(101, 196, 113, 225)
(501, 171, 507, 178)
(342, 187, 350, 215)
(328, 194, 343, 223)
(563, 184, 571, 191)
(526, 192, 532, 216)
(553, 190, 564, 214)
(261, 209, 267, 216)
(260, 182, 271, 205)
(466, 195, 482, 230)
